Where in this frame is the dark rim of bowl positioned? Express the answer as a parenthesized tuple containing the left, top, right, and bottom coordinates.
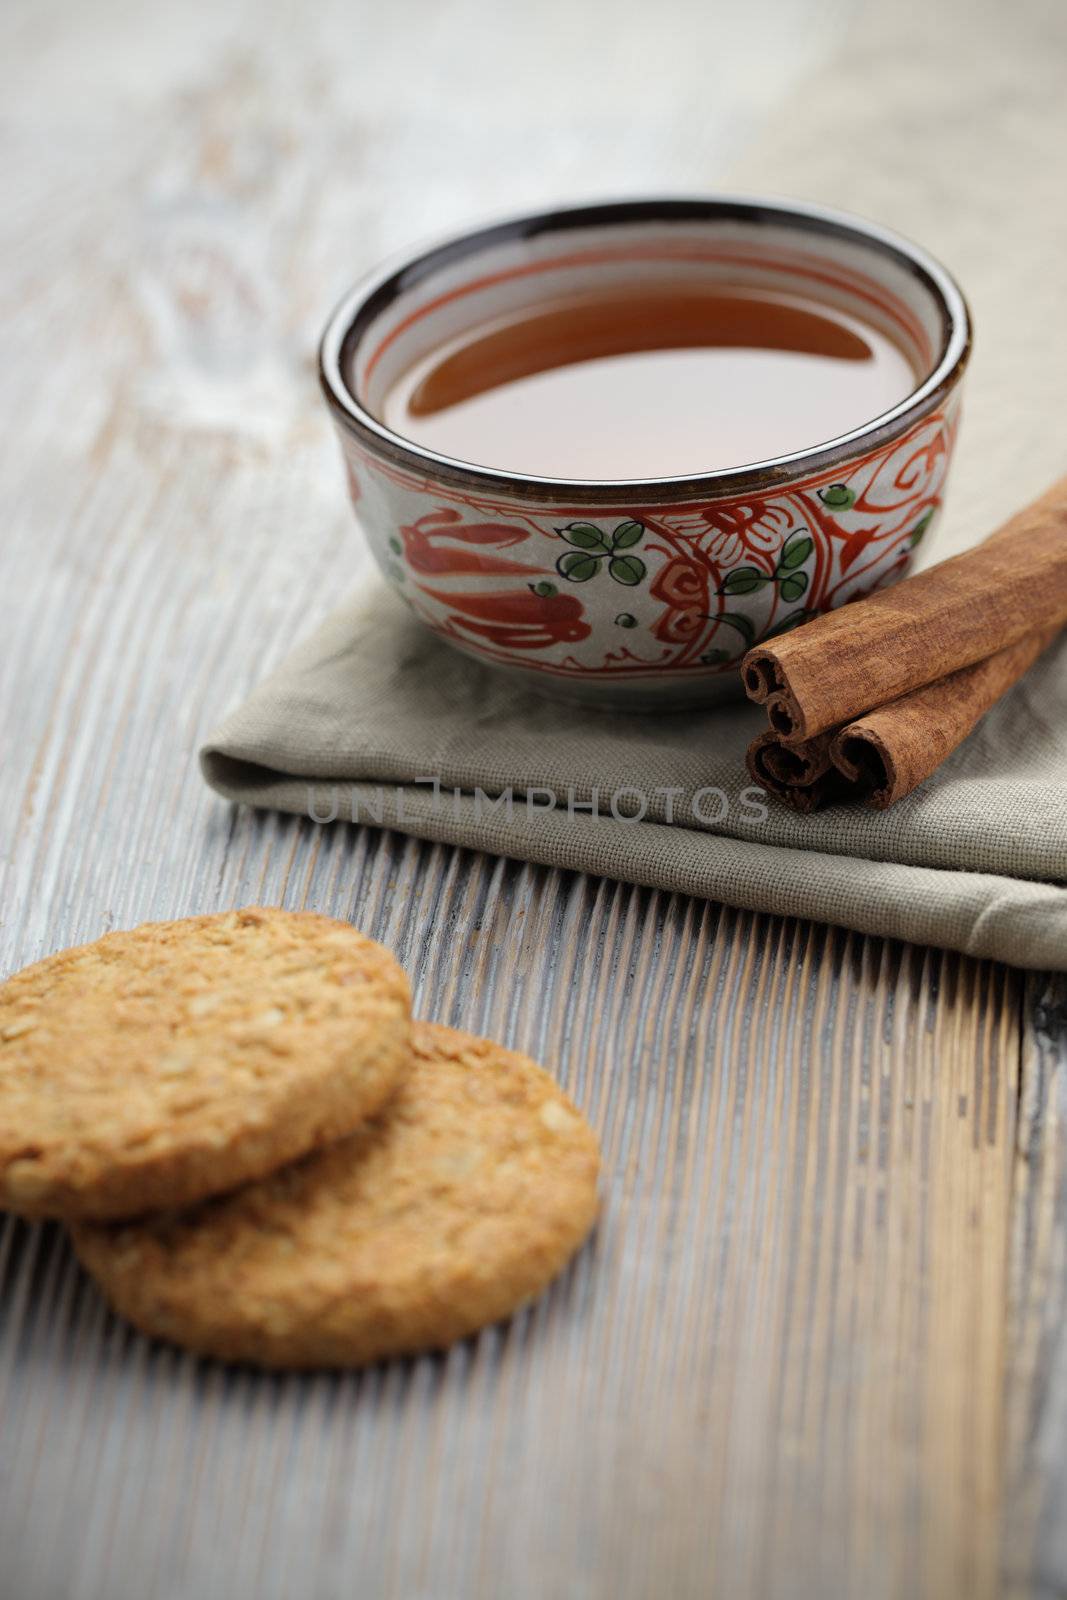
(318, 194, 972, 505)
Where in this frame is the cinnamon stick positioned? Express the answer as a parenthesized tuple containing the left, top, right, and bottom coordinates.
(742, 476, 1067, 742)
(828, 627, 1057, 808)
(746, 626, 1059, 813)
(750, 729, 836, 787)
(746, 730, 854, 812)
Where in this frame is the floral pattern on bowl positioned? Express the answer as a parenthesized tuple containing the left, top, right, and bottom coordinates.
(320, 197, 970, 708)
(338, 404, 956, 702)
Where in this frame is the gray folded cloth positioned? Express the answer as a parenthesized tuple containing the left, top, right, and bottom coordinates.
(201, 589, 1067, 971)
(201, 0, 1067, 970)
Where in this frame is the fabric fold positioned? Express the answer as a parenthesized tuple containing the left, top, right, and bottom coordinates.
(201, 587, 1067, 971)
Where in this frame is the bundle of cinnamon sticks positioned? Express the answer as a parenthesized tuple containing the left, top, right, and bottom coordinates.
(742, 476, 1067, 811)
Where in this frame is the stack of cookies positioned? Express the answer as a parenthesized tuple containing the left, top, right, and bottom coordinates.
(0, 907, 600, 1368)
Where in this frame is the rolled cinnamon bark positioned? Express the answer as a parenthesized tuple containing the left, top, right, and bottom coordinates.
(746, 729, 855, 813)
(741, 475, 1067, 741)
(829, 627, 1057, 809)
(751, 729, 836, 786)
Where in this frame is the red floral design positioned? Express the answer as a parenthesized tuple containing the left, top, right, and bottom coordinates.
(665, 499, 792, 566)
(649, 556, 711, 644)
(340, 403, 959, 681)
(400, 508, 543, 577)
(420, 585, 591, 650)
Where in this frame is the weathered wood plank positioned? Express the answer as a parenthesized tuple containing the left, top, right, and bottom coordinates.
(0, 0, 1051, 1595)
(0, 861, 1022, 1599)
(1004, 977, 1067, 1599)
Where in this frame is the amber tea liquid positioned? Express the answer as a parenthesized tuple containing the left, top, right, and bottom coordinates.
(380, 286, 917, 479)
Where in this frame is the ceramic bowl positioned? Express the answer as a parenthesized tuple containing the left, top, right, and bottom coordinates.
(319, 196, 970, 709)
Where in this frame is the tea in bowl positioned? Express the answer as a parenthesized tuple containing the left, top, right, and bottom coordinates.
(319, 197, 970, 708)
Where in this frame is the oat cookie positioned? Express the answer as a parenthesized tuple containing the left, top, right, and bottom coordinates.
(0, 908, 411, 1219)
(73, 1021, 601, 1367)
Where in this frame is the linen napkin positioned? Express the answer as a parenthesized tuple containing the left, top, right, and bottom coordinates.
(201, 0, 1067, 971)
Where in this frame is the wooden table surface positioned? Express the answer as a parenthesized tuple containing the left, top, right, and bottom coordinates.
(2, 2, 1066, 1596)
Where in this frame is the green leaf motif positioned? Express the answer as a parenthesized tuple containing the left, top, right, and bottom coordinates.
(610, 519, 645, 550)
(778, 570, 809, 603)
(818, 484, 856, 510)
(908, 507, 935, 547)
(608, 554, 646, 587)
(557, 550, 602, 582)
(530, 580, 558, 597)
(557, 522, 610, 552)
(722, 566, 771, 596)
(556, 525, 647, 587)
(388, 536, 403, 555)
(717, 611, 755, 646)
(778, 532, 813, 571)
(700, 649, 732, 666)
(614, 612, 638, 628)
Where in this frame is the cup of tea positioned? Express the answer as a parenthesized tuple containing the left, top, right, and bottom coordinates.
(319, 196, 970, 709)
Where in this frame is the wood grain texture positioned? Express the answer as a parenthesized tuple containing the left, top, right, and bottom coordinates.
(0, 867, 1023, 1600)
(1003, 978, 1067, 1600)
(0, 0, 1058, 1595)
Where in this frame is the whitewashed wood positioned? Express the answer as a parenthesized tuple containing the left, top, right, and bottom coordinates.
(0, 1, 1059, 1596)
(0, 893, 1022, 1600)
(1004, 978, 1067, 1600)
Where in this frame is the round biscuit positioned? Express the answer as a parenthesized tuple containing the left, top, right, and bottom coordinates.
(0, 908, 412, 1219)
(72, 1021, 601, 1367)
